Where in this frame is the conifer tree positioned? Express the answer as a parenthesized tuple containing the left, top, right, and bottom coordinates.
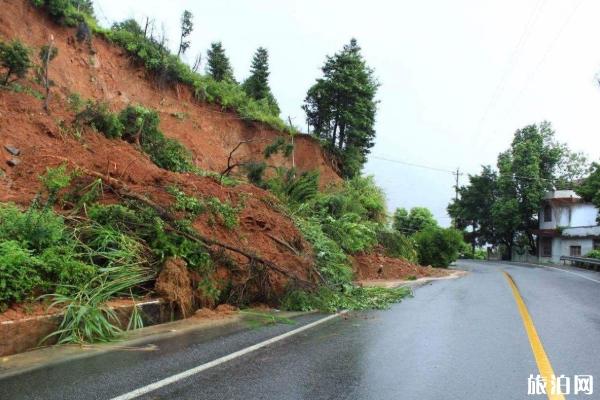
(242, 47, 280, 115)
(206, 42, 235, 83)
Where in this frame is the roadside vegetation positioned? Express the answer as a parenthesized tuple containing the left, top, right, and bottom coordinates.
(0, 0, 466, 347)
(448, 122, 590, 260)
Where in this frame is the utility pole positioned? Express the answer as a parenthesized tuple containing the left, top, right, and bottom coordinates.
(288, 116, 296, 170)
(454, 167, 460, 201)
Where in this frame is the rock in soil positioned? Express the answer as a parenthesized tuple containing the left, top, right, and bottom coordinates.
(6, 158, 21, 167)
(4, 145, 20, 156)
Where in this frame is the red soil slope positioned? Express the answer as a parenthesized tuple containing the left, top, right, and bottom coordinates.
(0, 0, 341, 186)
(0, 1, 338, 303)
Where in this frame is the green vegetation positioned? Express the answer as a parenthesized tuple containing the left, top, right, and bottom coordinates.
(303, 39, 379, 178)
(0, 40, 31, 86)
(449, 122, 589, 259)
(393, 207, 438, 235)
(207, 42, 236, 83)
(586, 250, 600, 260)
(376, 229, 418, 263)
(177, 10, 193, 57)
(242, 47, 280, 115)
(76, 102, 192, 172)
(414, 227, 464, 268)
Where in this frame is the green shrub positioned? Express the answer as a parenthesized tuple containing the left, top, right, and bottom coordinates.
(76, 101, 124, 139)
(244, 161, 267, 186)
(0, 241, 42, 309)
(293, 216, 352, 285)
(322, 213, 377, 254)
(376, 229, 418, 263)
(118, 105, 192, 172)
(206, 197, 240, 229)
(33, 0, 91, 26)
(0, 40, 31, 86)
(0, 203, 66, 251)
(414, 227, 464, 267)
(586, 249, 600, 260)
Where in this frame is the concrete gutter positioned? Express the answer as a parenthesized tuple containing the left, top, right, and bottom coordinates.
(0, 309, 311, 379)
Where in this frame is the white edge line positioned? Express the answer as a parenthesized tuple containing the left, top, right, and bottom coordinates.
(109, 311, 346, 400)
(543, 265, 600, 284)
(511, 261, 600, 284)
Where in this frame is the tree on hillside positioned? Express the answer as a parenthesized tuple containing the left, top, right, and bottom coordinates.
(207, 42, 235, 83)
(0, 40, 31, 86)
(448, 166, 498, 251)
(393, 207, 437, 234)
(39, 39, 58, 113)
(303, 39, 379, 178)
(177, 10, 193, 57)
(242, 47, 280, 115)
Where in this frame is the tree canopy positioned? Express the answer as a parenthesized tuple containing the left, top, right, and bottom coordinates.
(392, 207, 438, 234)
(206, 41, 235, 83)
(0, 40, 31, 86)
(242, 47, 280, 115)
(303, 39, 378, 178)
(177, 10, 193, 57)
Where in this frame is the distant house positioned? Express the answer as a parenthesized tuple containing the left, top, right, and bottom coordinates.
(537, 190, 600, 263)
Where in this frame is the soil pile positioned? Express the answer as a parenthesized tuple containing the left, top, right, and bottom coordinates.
(352, 248, 450, 280)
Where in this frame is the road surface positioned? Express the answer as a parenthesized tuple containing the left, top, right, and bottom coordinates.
(1, 260, 599, 399)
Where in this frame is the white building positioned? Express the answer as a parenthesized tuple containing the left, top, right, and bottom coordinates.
(537, 190, 600, 263)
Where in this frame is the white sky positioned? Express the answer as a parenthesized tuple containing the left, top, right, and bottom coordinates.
(94, 0, 600, 226)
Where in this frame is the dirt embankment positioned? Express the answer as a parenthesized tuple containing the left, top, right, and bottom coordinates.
(352, 248, 450, 281)
(0, 0, 341, 187)
(0, 0, 345, 311)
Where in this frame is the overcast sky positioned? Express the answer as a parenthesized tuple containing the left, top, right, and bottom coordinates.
(94, 0, 600, 226)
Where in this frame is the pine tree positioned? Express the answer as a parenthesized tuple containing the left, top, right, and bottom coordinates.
(242, 47, 280, 115)
(303, 39, 378, 178)
(206, 42, 235, 83)
(177, 10, 193, 57)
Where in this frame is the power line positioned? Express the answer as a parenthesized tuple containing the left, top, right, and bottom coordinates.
(369, 153, 556, 183)
(503, 0, 586, 119)
(474, 0, 547, 137)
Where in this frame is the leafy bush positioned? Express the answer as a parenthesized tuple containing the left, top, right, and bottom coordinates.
(321, 213, 377, 254)
(293, 216, 352, 285)
(77, 102, 192, 172)
(0, 40, 31, 86)
(76, 101, 124, 139)
(206, 197, 240, 229)
(32, 0, 93, 27)
(314, 176, 386, 223)
(266, 169, 319, 205)
(376, 229, 418, 263)
(0, 241, 41, 309)
(586, 250, 600, 260)
(119, 105, 192, 172)
(414, 227, 464, 268)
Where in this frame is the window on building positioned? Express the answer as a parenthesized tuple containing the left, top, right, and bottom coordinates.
(541, 237, 552, 257)
(594, 239, 600, 250)
(543, 205, 552, 222)
(570, 246, 582, 257)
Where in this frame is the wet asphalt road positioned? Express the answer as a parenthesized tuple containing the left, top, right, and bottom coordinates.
(1, 261, 600, 400)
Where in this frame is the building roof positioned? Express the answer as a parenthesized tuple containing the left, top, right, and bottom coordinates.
(543, 190, 582, 201)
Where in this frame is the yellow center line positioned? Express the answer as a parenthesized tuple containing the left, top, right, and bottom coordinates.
(503, 271, 565, 400)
